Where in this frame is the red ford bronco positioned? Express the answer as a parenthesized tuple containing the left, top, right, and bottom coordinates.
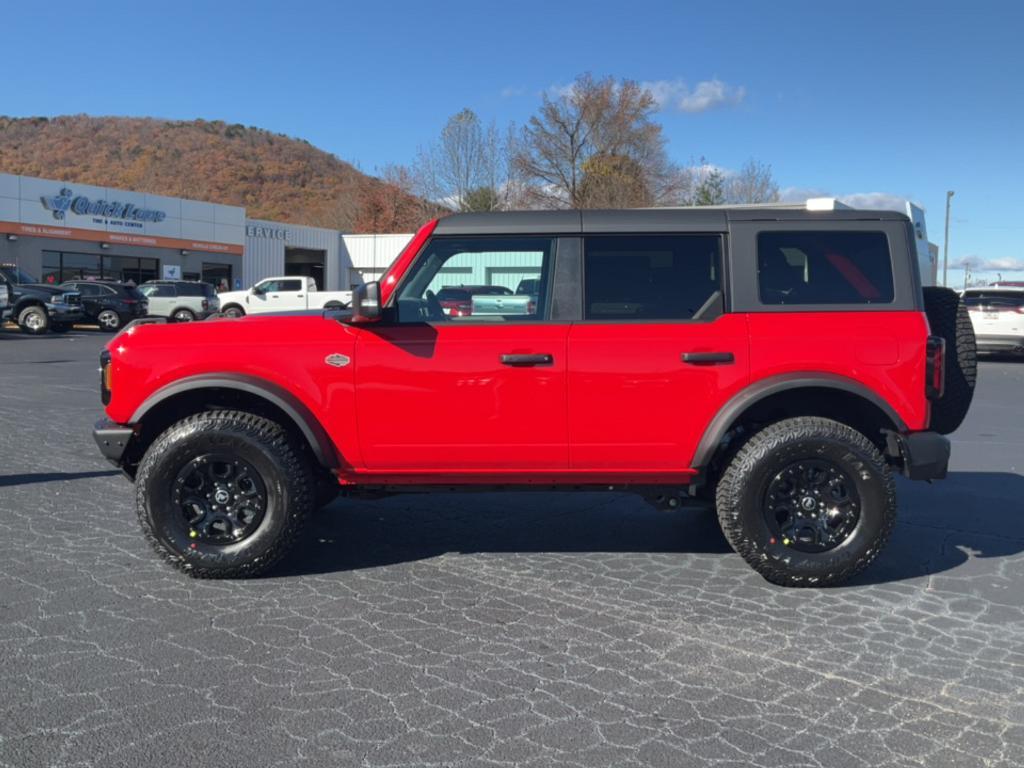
(94, 202, 976, 586)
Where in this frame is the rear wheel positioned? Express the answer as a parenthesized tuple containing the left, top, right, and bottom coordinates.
(715, 416, 896, 587)
(17, 305, 49, 334)
(97, 309, 122, 332)
(923, 286, 976, 434)
(134, 410, 314, 578)
(172, 308, 196, 323)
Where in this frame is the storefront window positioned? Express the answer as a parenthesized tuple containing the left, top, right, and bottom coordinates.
(102, 255, 159, 284)
(59, 252, 103, 281)
(202, 262, 233, 292)
(41, 251, 61, 284)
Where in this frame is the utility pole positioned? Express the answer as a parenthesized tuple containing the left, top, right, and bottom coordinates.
(943, 190, 955, 287)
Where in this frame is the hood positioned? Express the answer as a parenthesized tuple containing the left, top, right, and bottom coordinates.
(24, 283, 75, 297)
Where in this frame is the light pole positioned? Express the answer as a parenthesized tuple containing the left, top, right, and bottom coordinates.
(942, 190, 955, 287)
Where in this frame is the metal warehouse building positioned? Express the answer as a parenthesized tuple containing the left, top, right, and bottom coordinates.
(0, 172, 414, 292)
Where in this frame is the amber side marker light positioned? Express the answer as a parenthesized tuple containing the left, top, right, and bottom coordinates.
(100, 349, 113, 405)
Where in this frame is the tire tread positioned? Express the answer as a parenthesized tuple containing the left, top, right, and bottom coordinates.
(134, 409, 313, 578)
(715, 416, 897, 587)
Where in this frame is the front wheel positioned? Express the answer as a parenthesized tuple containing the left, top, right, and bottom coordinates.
(715, 416, 896, 587)
(222, 305, 244, 318)
(134, 410, 314, 578)
(18, 305, 49, 334)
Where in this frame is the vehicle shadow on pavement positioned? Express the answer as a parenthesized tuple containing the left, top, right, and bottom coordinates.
(850, 470, 1024, 586)
(275, 471, 1024, 586)
(0, 470, 121, 487)
(273, 492, 731, 577)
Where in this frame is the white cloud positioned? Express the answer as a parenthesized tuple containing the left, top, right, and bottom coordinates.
(500, 86, 525, 98)
(837, 192, 909, 212)
(952, 255, 1024, 271)
(546, 78, 746, 113)
(779, 188, 911, 212)
(641, 78, 746, 113)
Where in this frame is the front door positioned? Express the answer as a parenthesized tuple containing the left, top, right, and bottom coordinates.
(354, 235, 568, 473)
(567, 234, 749, 473)
(249, 278, 305, 313)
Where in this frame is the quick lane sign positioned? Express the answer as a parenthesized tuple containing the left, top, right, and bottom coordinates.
(40, 188, 167, 224)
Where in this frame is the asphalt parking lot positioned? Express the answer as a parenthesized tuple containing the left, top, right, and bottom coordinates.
(1, 328, 1022, 768)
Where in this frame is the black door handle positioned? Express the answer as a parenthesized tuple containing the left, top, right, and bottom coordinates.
(682, 352, 735, 365)
(501, 353, 554, 366)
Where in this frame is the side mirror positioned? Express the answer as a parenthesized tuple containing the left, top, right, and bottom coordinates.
(351, 281, 382, 323)
(250, 285, 261, 295)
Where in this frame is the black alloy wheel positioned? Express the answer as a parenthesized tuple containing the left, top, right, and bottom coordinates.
(172, 454, 267, 544)
(762, 459, 860, 553)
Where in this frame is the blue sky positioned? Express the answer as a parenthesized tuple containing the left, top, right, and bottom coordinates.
(4, 0, 1022, 284)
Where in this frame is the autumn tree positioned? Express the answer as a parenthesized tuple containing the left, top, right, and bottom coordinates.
(353, 165, 425, 233)
(413, 109, 515, 212)
(726, 159, 780, 204)
(514, 74, 678, 208)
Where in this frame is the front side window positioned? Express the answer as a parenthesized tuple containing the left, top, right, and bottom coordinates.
(394, 236, 553, 323)
(757, 231, 894, 305)
(583, 235, 722, 321)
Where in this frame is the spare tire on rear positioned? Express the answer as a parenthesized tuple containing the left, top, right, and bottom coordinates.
(923, 286, 976, 434)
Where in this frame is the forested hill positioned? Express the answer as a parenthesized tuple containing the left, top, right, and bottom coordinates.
(0, 115, 413, 231)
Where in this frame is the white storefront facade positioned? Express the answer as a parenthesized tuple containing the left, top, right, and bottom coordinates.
(0, 172, 413, 292)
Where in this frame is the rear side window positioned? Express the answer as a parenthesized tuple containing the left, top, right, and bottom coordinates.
(583, 235, 721, 321)
(963, 291, 1024, 309)
(757, 231, 894, 305)
(176, 283, 206, 297)
(141, 284, 175, 298)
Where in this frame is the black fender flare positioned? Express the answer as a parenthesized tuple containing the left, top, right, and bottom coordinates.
(691, 373, 908, 468)
(129, 373, 338, 468)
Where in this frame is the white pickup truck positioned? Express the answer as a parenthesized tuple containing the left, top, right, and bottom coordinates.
(218, 277, 352, 318)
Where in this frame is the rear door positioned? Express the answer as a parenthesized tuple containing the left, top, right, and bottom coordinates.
(354, 235, 569, 473)
(139, 284, 175, 316)
(567, 234, 749, 473)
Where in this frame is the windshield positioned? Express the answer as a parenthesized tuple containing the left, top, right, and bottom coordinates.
(0, 265, 39, 284)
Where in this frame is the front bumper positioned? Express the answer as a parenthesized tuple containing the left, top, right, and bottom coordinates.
(93, 418, 135, 466)
(885, 430, 950, 481)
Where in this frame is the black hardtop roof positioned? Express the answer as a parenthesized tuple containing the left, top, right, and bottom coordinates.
(142, 279, 210, 285)
(433, 206, 910, 236)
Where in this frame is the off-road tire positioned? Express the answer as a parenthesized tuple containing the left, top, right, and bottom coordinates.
(715, 416, 896, 587)
(135, 410, 314, 578)
(172, 308, 196, 323)
(17, 305, 49, 334)
(222, 305, 245, 318)
(923, 286, 976, 434)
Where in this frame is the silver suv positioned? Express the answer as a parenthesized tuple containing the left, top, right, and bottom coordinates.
(138, 281, 220, 322)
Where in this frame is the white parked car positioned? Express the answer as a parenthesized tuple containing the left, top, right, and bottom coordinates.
(217, 277, 352, 318)
(963, 286, 1024, 355)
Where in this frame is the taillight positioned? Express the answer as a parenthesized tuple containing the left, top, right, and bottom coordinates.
(202, 299, 209, 310)
(925, 336, 945, 401)
(122, 299, 138, 305)
(100, 349, 112, 405)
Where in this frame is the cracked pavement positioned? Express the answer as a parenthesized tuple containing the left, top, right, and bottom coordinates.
(1, 329, 1022, 767)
